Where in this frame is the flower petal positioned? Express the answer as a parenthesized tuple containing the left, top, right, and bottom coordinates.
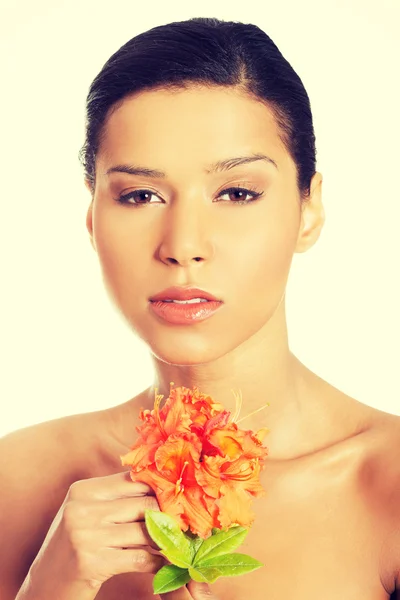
(218, 487, 255, 529)
(120, 441, 162, 471)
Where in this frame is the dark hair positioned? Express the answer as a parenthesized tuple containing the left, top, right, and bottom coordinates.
(78, 17, 317, 202)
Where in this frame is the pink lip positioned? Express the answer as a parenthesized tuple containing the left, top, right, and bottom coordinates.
(149, 299, 223, 325)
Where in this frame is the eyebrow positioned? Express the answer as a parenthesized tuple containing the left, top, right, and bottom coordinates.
(105, 153, 278, 178)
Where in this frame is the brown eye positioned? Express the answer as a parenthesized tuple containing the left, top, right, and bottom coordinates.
(114, 185, 263, 207)
(217, 186, 263, 204)
(116, 190, 161, 205)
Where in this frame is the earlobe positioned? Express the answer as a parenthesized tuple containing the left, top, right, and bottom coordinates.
(294, 172, 325, 254)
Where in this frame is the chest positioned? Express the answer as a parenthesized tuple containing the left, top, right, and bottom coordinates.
(96, 455, 389, 600)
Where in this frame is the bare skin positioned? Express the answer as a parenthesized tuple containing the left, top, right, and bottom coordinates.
(95, 369, 400, 599)
(2, 85, 399, 598)
(1, 381, 399, 599)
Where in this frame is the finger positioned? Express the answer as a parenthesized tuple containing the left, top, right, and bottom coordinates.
(187, 581, 218, 599)
(68, 471, 155, 501)
(102, 521, 159, 550)
(105, 547, 166, 575)
(93, 471, 156, 499)
(159, 585, 192, 600)
(99, 494, 160, 524)
(159, 581, 218, 600)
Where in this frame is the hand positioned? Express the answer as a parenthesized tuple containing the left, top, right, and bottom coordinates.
(160, 580, 219, 600)
(25, 471, 165, 598)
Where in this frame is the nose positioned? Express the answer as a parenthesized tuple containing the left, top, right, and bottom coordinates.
(157, 198, 214, 267)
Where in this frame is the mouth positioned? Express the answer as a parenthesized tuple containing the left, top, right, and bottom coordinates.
(152, 298, 210, 305)
(149, 297, 223, 325)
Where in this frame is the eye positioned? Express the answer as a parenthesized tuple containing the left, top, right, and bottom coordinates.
(216, 186, 264, 205)
(114, 184, 264, 207)
(115, 189, 161, 206)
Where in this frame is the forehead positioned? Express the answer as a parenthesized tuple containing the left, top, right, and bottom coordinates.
(97, 86, 287, 170)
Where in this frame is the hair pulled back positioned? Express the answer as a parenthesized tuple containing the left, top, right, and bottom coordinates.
(79, 17, 317, 202)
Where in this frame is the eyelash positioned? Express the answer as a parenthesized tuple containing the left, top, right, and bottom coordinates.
(114, 185, 264, 207)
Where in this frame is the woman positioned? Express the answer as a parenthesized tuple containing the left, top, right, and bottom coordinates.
(2, 15, 399, 600)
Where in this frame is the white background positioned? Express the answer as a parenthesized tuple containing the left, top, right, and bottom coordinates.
(0, 0, 399, 437)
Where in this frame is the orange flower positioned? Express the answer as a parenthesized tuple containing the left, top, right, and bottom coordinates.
(120, 407, 164, 472)
(128, 434, 219, 537)
(202, 418, 268, 461)
(195, 454, 265, 529)
(122, 386, 226, 466)
(121, 385, 268, 538)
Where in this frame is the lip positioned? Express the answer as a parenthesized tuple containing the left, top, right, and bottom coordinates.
(149, 286, 222, 302)
(149, 298, 223, 325)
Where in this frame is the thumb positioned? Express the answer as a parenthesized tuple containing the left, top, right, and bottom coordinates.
(187, 580, 218, 599)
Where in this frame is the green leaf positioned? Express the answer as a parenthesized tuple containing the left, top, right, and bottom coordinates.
(188, 565, 210, 583)
(145, 510, 192, 568)
(189, 552, 263, 583)
(153, 564, 191, 594)
(193, 526, 248, 565)
(184, 532, 204, 562)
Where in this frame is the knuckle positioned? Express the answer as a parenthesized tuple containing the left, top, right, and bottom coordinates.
(63, 501, 79, 528)
(131, 549, 150, 567)
(68, 479, 85, 500)
(142, 494, 159, 512)
(68, 525, 88, 550)
(189, 583, 215, 598)
(131, 549, 160, 572)
(131, 481, 153, 495)
(62, 501, 89, 535)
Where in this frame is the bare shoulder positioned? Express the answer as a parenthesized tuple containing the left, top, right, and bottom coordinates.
(313, 386, 400, 597)
(0, 409, 104, 481)
(376, 411, 400, 595)
(354, 404, 400, 499)
(357, 407, 400, 595)
(0, 392, 148, 596)
(365, 407, 400, 486)
(0, 410, 105, 596)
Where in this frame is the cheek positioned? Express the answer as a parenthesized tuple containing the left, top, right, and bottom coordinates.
(92, 206, 150, 303)
(229, 219, 297, 298)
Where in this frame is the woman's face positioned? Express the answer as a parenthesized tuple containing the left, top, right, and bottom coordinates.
(87, 86, 321, 365)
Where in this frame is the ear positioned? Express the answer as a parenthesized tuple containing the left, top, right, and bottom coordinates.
(294, 172, 325, 254)
(84, 179, 96, 252)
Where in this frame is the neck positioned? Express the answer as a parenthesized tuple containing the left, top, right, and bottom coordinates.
(112, 299, 369, 462)
(146, 298, 318, 460)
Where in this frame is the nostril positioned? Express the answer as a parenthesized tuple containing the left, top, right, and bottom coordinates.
(165, 257, 203, 264)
